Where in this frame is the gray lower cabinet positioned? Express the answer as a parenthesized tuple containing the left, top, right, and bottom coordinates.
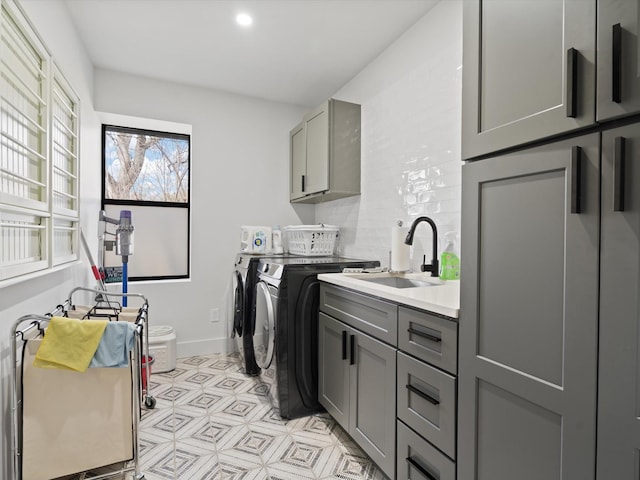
(396, 306, 459, 480)
(318, 310, 396, 478)
(459, 133, 600, 480)
(597, 123, 640, 478)
(318, 312, 351, 430)
(320, 283, 460, 479)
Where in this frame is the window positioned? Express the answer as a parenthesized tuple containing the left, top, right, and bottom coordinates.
(101, 125, 190, 281)
(0, 0, 80, 283)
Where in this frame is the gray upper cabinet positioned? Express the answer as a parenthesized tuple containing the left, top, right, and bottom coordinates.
(597, 124, 640, 479)
(462, 0, 596, 160)
(458, 133, 600, 480)
(597, 0, 640, 121)
(289, 99, 361, 203)
(290, 121, 306, 200)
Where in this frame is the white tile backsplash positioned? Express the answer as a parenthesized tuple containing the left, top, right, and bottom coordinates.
(318, 1, 463, 271)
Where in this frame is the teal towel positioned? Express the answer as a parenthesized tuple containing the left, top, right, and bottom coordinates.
(90, 321, 136, 368)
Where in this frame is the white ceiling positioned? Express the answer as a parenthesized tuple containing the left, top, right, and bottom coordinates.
(63, 0, 438, 107)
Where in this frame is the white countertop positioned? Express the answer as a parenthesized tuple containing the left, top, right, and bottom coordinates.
(317, 272, 460, 319)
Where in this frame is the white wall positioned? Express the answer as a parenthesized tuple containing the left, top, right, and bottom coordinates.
(93, 70, 313, 357)
(319, 0, 463, 272)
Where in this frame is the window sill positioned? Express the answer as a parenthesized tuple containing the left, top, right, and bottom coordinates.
(0, 260, 79, 289)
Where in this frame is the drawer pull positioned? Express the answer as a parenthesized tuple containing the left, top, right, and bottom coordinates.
(570, 145, 582, 214)
(350, 334, 356, 365)
(408, 327, 441, 343)
(342, 331, 347, 360)
(406, 384, 440, 405)
(612, 23, 622, 103)
(613, 136, 626, 212)
(566, 47, 578, 118)
(406, 456, 438, 480)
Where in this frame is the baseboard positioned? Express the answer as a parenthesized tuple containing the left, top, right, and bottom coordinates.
(176, 337, 236, 359)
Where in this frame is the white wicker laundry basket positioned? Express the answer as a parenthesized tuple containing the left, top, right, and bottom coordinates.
(283, 224, 339, 256)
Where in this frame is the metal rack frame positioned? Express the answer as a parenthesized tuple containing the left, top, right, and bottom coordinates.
(10, 288, 155, 480)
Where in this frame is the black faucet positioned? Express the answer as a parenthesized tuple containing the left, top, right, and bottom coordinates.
(404, 216, 439, 277)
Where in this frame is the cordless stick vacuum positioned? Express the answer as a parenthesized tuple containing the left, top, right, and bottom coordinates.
(99, 210, 135, 306)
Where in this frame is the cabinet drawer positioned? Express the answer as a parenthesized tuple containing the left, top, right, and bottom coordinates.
(320, 284, 397, 345)
(397, 420, 455, 480)
(397, 351, 456, 459)
(399, 306, 457, 374)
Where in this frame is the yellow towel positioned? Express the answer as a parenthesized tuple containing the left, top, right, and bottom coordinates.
(34, 316, 108, 372)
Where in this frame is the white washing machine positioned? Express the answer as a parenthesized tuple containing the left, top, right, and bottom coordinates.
(254, 271, 279, 410)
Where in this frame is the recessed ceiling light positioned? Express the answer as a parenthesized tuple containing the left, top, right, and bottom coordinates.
(236, 13, 253, 27)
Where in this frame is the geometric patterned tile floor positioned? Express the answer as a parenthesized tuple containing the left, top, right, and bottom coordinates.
(136, 352, 388, 480)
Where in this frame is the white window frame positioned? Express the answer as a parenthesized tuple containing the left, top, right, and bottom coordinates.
(0, 0, 80, 284)
(101, 124, 190, 282)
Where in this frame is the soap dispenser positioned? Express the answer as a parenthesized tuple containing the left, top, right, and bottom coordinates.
(440, 231, 460, 280)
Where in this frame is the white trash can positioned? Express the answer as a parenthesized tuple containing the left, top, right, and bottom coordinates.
(147, 325, 177, 373)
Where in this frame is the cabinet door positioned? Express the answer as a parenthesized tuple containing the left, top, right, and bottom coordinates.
(303, 102, 329, 195)
(597, 0, 640, 121)
(318, 313, 350, 431)
(462, 0, 595, 160)
(458, 134, 600, 480)
(349, 329, 396, 479)
(289, 121, 305, 200)
(597, 124, 640, 479)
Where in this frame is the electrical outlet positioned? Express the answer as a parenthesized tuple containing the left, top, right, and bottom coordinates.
(210, 308, 219, 323)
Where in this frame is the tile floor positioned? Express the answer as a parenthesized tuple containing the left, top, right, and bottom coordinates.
(135, 352, 387, 480)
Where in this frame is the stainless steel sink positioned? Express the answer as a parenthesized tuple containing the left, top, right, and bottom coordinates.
(360, 276, 436, 289)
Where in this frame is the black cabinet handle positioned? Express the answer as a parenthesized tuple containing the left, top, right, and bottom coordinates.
(406, 456, 438, 480)
(407, 327, 441, 343)
(566, 47, 578, 118)
(406, 384, 440, 405)
(342, 331, 347, 360)
(614, 136, 626, 212)
(350, 334, 355, 365)
(301, 175, 305, 192)
(570, 146, 582, 214)
(612, 23, 622, 103)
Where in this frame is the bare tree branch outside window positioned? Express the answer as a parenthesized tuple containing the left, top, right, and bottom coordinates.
(104, 127, 190, 203)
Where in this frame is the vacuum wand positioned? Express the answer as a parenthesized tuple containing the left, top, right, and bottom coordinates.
(116, 210, 134, 263)
(116, 210, 134, 306)
(100, 210, 134, 306)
